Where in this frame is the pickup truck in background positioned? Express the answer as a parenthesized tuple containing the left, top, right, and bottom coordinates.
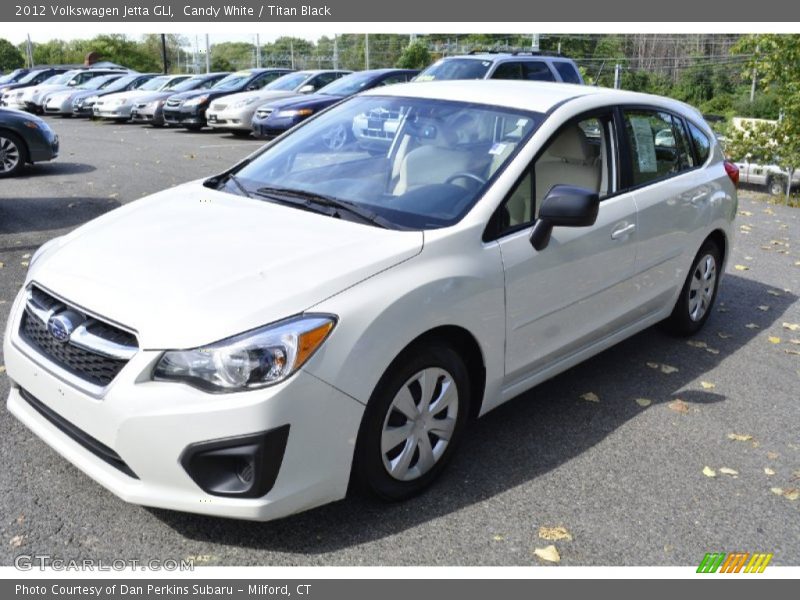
(734, 160, 800, 195)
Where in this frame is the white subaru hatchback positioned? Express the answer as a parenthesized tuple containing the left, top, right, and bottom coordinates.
(4, 81, 737, 521)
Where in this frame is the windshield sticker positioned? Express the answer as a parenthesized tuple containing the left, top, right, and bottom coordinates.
(630, 116, 658, 173)
(516, 118, 529, 128)
(415, 75, 435, 82)
(489, 143, 507, 155)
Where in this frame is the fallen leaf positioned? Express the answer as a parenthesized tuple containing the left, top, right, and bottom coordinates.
(719, 467, 739, 477)
(782, 323, 800, 332)
(635, 398, 652, 407)
(0, 365, 5, 374)
(580, 392, 600, 403)
(785, 349, 800, 355)
(734, 264, 750, 271)
(705, 347, 720, 355)
(15, 515, 24, 525)
(669, 399, 690, 414)
(703, 466, 717, 478)
(700, 381, 716, 390)
(538, 526, 573, 541)
(687, 340, 707, 348)
(20, 261, 28, 267)
(764, 468, 776, 476)
(492, 535, 504, 541)
(745, 323, 760, 329)
(727, 433, 753, 442)
(767, 452, 779, 460)
(738, 210, 753, 216)
(767, 290, 782, 296)
(21, 253, 30, 259)
(0, 262, 4, 268)
(768, 336, 781, 344)
(533, 545, 561, 563)
(717, 332, 732, 339)
(758, 305, 770, 311)
(739, 225, 752, 232)
(771, 487, 784, 496)
(784, 489, 800, 501)
(789, 339, 800, 345)
(9, 535, 23, 548)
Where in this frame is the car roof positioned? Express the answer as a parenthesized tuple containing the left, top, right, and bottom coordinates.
(360, 79, 693, 116)
(443, 53, 575, 62)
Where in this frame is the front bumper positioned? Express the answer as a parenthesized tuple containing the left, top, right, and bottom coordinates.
(130, 105, 164, 125)
(163, 106, 206, 127)
(27, 128, 59, 162)
(3, 289, 364, 521)
(93, 105, 134, 120)
(206, 107, 254, 131)
(44, 98, 73, 115)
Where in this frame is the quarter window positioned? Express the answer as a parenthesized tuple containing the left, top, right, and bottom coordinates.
(553, 62, 582, 84)
(687, 122, 711, 165)
(523, 62, 556, 81)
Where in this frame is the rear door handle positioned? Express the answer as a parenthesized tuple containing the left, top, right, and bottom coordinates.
(611, 223, 636, 240)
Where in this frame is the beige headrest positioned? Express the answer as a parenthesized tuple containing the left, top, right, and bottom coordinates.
(546, 124, 589, 162)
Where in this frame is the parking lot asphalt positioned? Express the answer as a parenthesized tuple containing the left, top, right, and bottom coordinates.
(0, 116, 798, 567)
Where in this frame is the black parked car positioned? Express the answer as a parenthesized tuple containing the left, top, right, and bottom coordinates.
(162, 68, 293, 130)
(0, 108, 59, 177)
(251, 68, 418, 140)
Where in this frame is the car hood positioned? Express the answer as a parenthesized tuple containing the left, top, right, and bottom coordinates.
(98, 90, 153, 103)
(24, 84, 67, 99)
(169, 88, 232, 102)
(29, 181, 423, 349)
(130, 91, 173, 103)
(219, 90, 302, 106)
(265, 94, 343, 112)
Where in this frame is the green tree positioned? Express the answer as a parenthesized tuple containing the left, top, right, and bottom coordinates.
(396, 42, 431, 69)
(0, 38, 25, 71)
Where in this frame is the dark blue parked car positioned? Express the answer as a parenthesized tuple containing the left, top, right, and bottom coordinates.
(0, 108, 59, 177)
(251, 69, 418, 143)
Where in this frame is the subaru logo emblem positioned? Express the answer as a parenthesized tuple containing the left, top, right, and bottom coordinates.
(47, 310, 82, 343)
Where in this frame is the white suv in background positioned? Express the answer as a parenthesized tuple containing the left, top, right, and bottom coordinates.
(416, 51, 584, 84)
(5, 81, 736, 521)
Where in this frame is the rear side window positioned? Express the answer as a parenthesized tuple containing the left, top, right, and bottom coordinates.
(491, 62, 524, 80)
(687, 122, 711, 165)
(523, 62, 556, 81)
(622, 109, 695, 186)
(553, 62, 582, 84)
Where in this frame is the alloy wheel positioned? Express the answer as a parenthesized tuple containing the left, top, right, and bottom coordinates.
(688, 253, 716, 321)
(0, 136, 21, 174)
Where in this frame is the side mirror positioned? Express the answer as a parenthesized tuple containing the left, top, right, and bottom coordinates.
(246, 84, 259, 91)
(299, 84, 315, 94)
(530, 185, 599, 251)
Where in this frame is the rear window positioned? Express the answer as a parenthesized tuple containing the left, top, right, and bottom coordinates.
(554, 62, 582, 84)
(523, 62, 556, 82)
(687, 122, 711, 165)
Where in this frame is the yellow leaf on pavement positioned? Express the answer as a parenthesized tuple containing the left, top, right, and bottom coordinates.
(734, 265, 749, 271)
(580, 392, 600, 403)
(635, 398, 652, 407)
(669, 399, 690, 414)
(767, 451, 779, 460)
(687, 340, 707, 348)
(738, 210, 753, 216)
(768, 336, 781, 344)
(764, 468, 776, 476)
(719, 467, 739, 477)
(784, 489, 800, 501)
(703, 466, 717, 478)
(538, 526, 573, 542)
(700, 381, 716, 390)
(782, 323, 800, 332)
(717, 332, 732, 339)
(771, 487, 784, 496)
(758, 305, 770, 311)
(745, 323, 760, 329)
(492, 535, 504, 541)
(533, 545, 561, 563)
(727, 433, 752, 442)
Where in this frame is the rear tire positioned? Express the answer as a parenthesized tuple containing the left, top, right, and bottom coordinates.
(663, 240, 721, 336)
(0, 131, 26, 178)
(352, 342, 471, 501)
(767, 177, 784, 197)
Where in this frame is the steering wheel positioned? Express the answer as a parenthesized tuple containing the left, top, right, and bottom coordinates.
(445, 172, 486, 187)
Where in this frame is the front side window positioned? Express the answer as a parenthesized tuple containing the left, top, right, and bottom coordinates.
(623, 109, 694, 186)
(226, 96, 541, 230)
(492, 114, 614, 237)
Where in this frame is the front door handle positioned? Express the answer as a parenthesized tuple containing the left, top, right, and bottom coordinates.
(611, 223, 636, 240)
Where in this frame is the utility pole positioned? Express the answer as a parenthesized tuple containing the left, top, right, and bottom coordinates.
(26, 34, 34, 68)
(750, 45, 759, 103)
(531, 34, 540, 52)
(614, 63, 622, 89)
(255, 34, 261, 68)
(290, 40, 295, 69)
(333, 35, 338, 69)
(365, 33, 370, 69)
(205, 34, 210, 73)
(160, 34, 168, 74)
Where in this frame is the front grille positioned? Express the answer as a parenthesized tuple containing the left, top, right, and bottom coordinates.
(211, 103, 227, 111)
(19, 287, 137, 388)
(255, 108, 273, 119)
(165, 99, 181, 108)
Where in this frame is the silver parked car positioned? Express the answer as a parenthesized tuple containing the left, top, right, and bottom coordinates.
(93, 74, 192, 121)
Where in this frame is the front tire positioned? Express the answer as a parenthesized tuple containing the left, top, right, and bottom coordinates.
(767, 177, 784, 197)
(663, 240, 721, 336)
(352, 342, 471, 501)
(0, 131, 26, 178)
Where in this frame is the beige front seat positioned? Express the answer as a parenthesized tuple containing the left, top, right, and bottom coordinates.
(534, 124, 601, 207)
(394, 145, 475, 195)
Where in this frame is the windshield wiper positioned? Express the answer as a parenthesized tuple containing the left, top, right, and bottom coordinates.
(255, 186, 390, 229)
(224, 173, 253, 198)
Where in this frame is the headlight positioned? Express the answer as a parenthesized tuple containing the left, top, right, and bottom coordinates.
(22, 119, 47, 131)
(276, 108, 314, 118)
(113, 98, 128, 106)
(73, 97, 84, 108)
(84, 95, 98, 104)
(183, 95, 209, 107)
(153, 314, 336, 392)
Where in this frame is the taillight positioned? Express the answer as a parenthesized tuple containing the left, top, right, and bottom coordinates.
(724, 160, 739, 186)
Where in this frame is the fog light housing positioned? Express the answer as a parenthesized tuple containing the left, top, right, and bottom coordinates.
(179, 425, 290, 498)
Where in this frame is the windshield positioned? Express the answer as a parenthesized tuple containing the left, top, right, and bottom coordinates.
(0, 71, 24, 84)
(18, 70, 49, 84)
(212, 72, 253, 90)
(228, 95, 540, 229)
(417, 58, 492, 81)
(40, 73, 71, 86)
(317, 72, 378, 96)
(102, 74, 140, 92)
(264, 72, 309, 91)
(77, 76, 117, 90)
(139, 76, 171, 91)
(172, 76, 210, 92)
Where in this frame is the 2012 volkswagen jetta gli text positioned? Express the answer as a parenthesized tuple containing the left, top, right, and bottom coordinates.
(4, 81, 737, 520)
